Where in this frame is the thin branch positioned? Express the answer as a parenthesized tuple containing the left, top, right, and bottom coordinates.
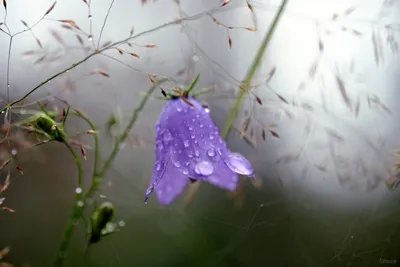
(96, 0, 115, 49)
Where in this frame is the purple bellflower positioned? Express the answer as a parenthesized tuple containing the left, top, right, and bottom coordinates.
(145, 97, 255, 205)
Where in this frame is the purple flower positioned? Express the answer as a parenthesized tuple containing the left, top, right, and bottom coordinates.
(145, 97, 255, 205)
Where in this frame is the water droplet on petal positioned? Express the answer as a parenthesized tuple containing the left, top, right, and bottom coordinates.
(204, 107, 210, 113)
(173, 161, 181, 167)
(195, 150, 200, 157)
(177, 107, 182, 112)
(184, 140, 190, 147)
(182, 169, 189, 175)
(162, 129, 172, 142)
(225, 153, 254, 176)
(206, 148, 216, 157)
(156, 162, 161, 171)
(191, 135, 195, 139)
(195, 161, 214, 176)
(209, 133, 214, 140)
(189, 126, 193, 131)
(156, 141, 163, 152)
(75, 187, 82, 194)
(199, 124, 204, 128)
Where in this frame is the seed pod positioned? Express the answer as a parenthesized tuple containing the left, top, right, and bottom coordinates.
(89, 202, 115, 244)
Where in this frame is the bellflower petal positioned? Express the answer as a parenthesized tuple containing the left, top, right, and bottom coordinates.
(145, 97, 255, 205)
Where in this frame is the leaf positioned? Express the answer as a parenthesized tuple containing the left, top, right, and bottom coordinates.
(275, 92, 288, 104)
(221, 0, 231, 7)
(129, 52, 140, 59)
(101, 41, 112, 48)
(129, 26, 134, 36)
(50, 29, 65, 45)
(324, 127, 344, 142)
(61, 24, 73, 30)
(354, 97, 360, 117)
(35, 38, 43, 48)
(266, 66, 276, 84)
(240, 117, 250, 137)
(45, 1, 57, 16)
(343, 7, 356, 16)
(21, 20, 28, 27)
(261, 129, 266, 141)
(318, 39, 324, 52)
(255, 96, 262, 105)
(269, 129, 280, 138)
(15, 166, 24, 175)
(372, 29, 380, 66)
(97, 71, 110, 77)
(335, 75, 352, 111)
(309, 58, 318, 79)
(76, 34, 84, 45)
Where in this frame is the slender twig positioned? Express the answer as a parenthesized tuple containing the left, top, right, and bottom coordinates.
(0, 3, 225, 114)
(221, 0, 289, 139)
(96, 0, 115, 49)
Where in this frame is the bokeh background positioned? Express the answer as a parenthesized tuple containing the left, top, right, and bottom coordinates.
(0, 0, 400, 266)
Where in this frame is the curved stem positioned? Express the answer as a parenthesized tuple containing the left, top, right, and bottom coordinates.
(221, 0, 289, 139)
(53, 141, 84, 267)
(85, 79, 166, 199)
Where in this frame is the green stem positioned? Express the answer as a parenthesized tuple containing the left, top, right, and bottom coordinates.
(221, 0, 289, 139)
(53, 80, 166, 267)
(85, 79, 166, 199)
(53, 141, 84, 267)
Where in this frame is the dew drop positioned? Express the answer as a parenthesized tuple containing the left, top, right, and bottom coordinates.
(162, 129, 172, 142)
(204, 107, 210, 113)
(11, 149, 17, 155)
(156, 162, 161, 171)
(189, 126, 193, 131)
(156, 141, 164, 151)
(173, 161, 181, 167)
(77, 201, 84, 207)
(188, 150, 193, 158)
(75, 187, 82, 194)
(206, 148, 216, 157)
(118, 220, 126, 227)
(195, 150, 200, 157)
(182, 169, 189, 175)
(192, 54, 200, 62)
(177, 107, 182, 112)
(199, 124, 204, 128)
(209, 133, 215, 140)
(225, 153, 254, 176)
(195, 161, 214, 176)
(7, 84, 10, 88)
(191, 135, 195, 139)
(88, 15, 92, 19)
(183, 140, 190, 147)
(88, 35, 93, 41)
